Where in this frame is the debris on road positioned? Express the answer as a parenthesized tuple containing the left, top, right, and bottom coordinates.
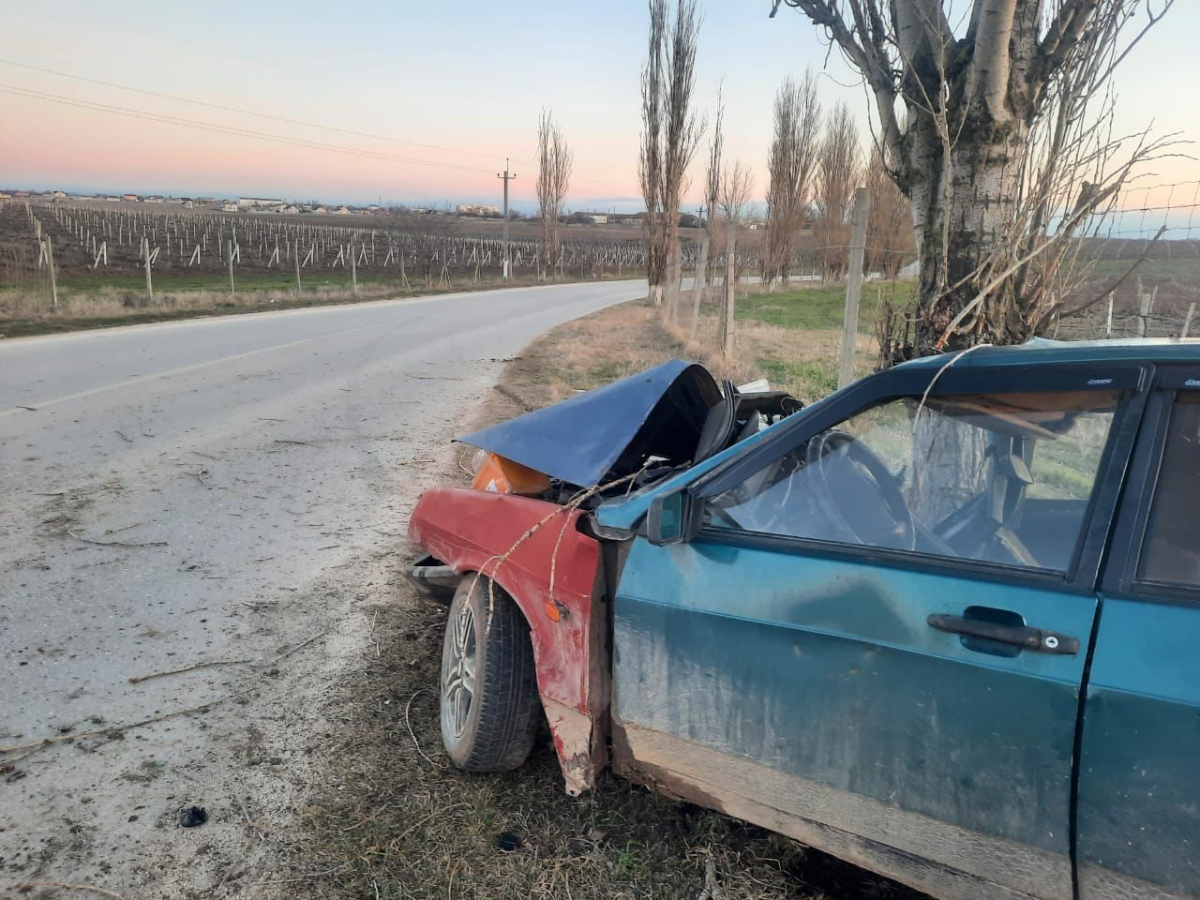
(178, 806, 208, 828)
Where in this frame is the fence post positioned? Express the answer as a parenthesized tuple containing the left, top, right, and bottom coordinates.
(294, 238, 302, 295)
(350, 239, 358, 295)
(1182, 302, 1195, 339)
(1106, 293, 1114, 337)
(44, 236, 59, 309)
(136, 236, 152, 305)
(1137, 285, 1152, 338)
(227, 240, 236, 298)
(838, 187, 872, 390)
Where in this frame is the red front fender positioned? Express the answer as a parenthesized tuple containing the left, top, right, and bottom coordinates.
(407, 487, 609, 795)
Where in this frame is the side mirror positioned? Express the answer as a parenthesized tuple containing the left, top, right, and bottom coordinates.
(646, 491, 697, 545)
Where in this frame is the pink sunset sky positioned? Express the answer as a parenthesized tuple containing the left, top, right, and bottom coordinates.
(0, 1, 1194, 215)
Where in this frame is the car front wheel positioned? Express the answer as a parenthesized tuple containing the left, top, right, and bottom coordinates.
(439, 574, 541, 771)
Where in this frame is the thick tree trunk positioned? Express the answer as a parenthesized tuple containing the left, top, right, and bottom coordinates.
(908, 117, 1029, 354)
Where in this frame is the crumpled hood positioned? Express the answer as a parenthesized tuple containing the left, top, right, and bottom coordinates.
(457, 359, 722, 488)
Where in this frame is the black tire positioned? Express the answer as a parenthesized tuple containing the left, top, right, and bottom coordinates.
(439, 574, 541, 772)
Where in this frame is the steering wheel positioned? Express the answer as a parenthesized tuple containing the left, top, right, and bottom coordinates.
(805, 430, 916, 551)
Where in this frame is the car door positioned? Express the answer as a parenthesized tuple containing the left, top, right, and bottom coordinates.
(1077, 370, 1200, 900)
(610, 363, 1147, 900)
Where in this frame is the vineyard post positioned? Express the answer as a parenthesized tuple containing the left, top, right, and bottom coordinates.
(349, 239, 358, 295)
(45, 236, 59, 310)
(142, 236, 153, 305)
(227, 240, 236, 298)
(1182, 303, 1196, 339)
(294, 238, 302, 295)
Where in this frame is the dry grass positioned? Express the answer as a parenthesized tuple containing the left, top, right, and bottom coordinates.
(0, 273, 573, 339)
(290, 293, 922, 899)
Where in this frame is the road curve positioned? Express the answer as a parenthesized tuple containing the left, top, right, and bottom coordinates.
(0, 279, 644, 894)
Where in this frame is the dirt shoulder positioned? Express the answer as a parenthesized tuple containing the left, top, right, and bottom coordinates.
(289, 294, 921, 900)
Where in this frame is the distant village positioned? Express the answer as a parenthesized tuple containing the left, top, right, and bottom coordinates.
(0, 188, 686, 226)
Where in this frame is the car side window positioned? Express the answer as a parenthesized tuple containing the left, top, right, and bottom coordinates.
(1138, 393, 1200, 591)
(705, 390, 1121, 573)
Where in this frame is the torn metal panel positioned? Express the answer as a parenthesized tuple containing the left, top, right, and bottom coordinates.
(407, 487, 609, 793)
(456, 359, 722, 487)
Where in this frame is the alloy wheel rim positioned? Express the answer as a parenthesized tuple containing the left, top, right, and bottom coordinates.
(443, 601, 477, 739)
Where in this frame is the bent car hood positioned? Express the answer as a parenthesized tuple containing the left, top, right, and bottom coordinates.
(457, 359, 721, 487)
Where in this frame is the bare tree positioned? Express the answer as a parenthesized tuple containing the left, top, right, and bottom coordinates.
(815, 101, 860, 281)
(864, 146, 915, 279)
(765, 70, 822, 288)
(640, 0, 705, 313)
(717, 160, 755, 356)
(775, 0, 1177, 356)
(537, 109, 573, 279)
(690, 84, 725, 340)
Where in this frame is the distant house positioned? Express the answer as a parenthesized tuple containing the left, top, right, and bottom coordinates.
(145, 195, 164, 204)
(312, 206, 328, 215)
(456, 203, 500, 217)
(221, 202, 239, 212)
(237, 197, 284, 210)
(334, 206, 351, 215)
(122, 194, 140, 203)
(196, 197, 218, 207)
(283, 205, 300, 214)
(0, 192, 11, 200)
(103, 196, 120, 203)
(51, 190, 67, 201)
(181, 199, 195, 209)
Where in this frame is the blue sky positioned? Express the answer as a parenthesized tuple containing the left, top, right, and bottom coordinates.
(0, 1, 1193, 212)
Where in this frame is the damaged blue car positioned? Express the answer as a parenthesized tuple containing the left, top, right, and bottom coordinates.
(407, 339, 1200, 900)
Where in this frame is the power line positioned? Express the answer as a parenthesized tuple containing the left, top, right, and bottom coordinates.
(0, 83, 497, 176)
(0, 59, 639, 199)
(0, 57, 507, 164)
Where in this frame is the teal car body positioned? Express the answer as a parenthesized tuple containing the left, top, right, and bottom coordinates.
(594, 340, 1200, 900)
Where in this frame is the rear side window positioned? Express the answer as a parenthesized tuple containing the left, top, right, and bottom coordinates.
(1138, 394, 1200, 590)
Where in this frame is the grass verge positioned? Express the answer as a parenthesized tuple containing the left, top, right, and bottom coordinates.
(292, 291, 924, 899)
(0, 274, 604, 339)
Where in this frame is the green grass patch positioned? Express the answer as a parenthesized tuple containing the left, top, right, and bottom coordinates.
(755, 355, 839, 400)
(735, 282, 912, 333)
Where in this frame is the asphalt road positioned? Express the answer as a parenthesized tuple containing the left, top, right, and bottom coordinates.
(0, 280, 643, 895)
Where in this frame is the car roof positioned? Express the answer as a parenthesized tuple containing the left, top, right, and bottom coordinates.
(893, 337, 1200, 373)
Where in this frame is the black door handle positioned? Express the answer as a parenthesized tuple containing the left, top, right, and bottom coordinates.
(927, 613, 1079, 655)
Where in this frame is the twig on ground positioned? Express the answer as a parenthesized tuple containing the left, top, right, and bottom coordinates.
(104, 523, 142, 535)
(271, 630, 328, 664)
(404, 371, 463, 381)
(250, 865, 347, 886)
(697, 855, 724, 900)
(493, 383, 536, 413)
(188, 450, 219, 461)
(128, 659, 252, 684)
(404, 689, 441, 768)
(15, 405, 37, 412)
(68, 530, 167, 548)
(114, 430, 133, 444)
(256, 417, 286, 422)
(274, 439, 312, 446)
(235, 794, 265, 842)
(0, 686, 257, 762)
(17, 882, 124, 899)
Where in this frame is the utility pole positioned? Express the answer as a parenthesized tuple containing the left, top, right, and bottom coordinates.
(498, 158, 517, 281)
